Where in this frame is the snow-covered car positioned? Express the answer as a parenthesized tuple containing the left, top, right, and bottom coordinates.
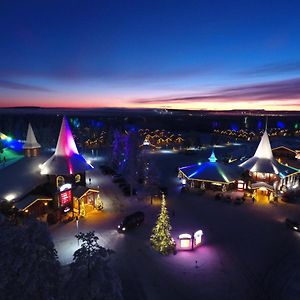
(117, 211, 144, 233)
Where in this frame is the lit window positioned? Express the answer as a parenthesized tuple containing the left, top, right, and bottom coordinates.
(56, 176, 65, 188)
(75, 174, 81, 183)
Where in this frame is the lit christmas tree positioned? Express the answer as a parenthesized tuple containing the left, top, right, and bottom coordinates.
(150, 194, 176, 255)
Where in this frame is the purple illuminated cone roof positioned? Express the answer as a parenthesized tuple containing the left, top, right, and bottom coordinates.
(41, 117, 92, 175)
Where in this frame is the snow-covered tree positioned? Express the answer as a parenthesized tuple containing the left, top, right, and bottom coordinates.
(0, 219, 60, 300)
(142, 160, 161, 202)
(95, 193, 103, 210)
(123, 130, 140, 194)
(150, 194, 176, 255)
(62, 231, 123, 300)
(112, 129, 123, 172)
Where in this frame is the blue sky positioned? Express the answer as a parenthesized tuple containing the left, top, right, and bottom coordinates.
(0, 0, 300, 110)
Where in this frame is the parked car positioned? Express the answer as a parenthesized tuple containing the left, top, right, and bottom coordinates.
(285, 218, 299, 232)
(117, 211, 144, 233)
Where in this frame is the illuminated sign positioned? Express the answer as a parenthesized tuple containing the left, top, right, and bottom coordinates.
(178, 233, 192, 250)
(237, 180, 245, 191)
(194, 230, 203, 247)
(60, 189, 72, 207)
(60, 183, 72, 192)
(178, 230, 203, 251)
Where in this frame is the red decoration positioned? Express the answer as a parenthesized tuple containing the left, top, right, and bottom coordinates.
(60, 189, 72, 206)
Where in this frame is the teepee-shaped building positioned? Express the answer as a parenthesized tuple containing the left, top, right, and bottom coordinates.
(239, 129, 299, 202)
(41, 117, 92, 180)
(239, 129, 281, 182)
(23, 123, 41, 157)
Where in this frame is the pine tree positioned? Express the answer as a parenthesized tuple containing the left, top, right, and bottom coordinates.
(150, 194, 176, 255)
(62, 231, 123, 300)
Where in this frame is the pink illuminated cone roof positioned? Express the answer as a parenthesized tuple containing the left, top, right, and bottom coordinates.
(41, 117, 92, 175)
(55, 116, 79, 156)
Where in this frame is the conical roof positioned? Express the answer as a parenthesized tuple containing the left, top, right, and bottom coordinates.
(54, 117, 79, 156)
(239, 130, 280, 174)
(23, 123, 41, 149)
(209, 149, 217, 162)
(253, 130, 273, 159)
(41, 117, 92, 175)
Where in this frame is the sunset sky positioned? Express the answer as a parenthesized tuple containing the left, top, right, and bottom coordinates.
(1, 0, 300, 110)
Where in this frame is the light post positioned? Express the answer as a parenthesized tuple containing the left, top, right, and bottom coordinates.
(76, 216, 79, 245)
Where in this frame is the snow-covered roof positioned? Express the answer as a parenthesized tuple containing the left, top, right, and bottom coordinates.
(73, 186, 98, 199)
(15, 195, 52, 211)
(23, 123, 41, 149)
(41, 117, 92, 176)
(179, 150, 242, 183)
(0, 155, 49, 202)
(239, 130, 282, 174)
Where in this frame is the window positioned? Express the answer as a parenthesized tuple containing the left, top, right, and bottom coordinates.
(56, 176, 65, 188)
(75, 174, 81, 183)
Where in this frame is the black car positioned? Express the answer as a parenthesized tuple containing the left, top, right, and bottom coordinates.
(117, 211, 144, 233)
(285, 218, 299, 232)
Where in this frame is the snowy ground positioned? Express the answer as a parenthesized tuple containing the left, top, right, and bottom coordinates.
(50, 151, 300, 300)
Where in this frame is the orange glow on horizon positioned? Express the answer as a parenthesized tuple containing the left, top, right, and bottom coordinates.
(0, 95, 299, 111)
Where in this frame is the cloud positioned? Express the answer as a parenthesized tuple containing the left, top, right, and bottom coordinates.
(133, 77, 300, 104)
(0, 65, 211, 83)
(241, 61, 300, 76)
(0, 79, 52, 92)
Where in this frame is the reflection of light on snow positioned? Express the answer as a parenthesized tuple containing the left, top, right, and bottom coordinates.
(83, 155, 105, 163)
(158, 150, 175, 154)
(5, 193, 16, 201)
(213, 145, 225, 148)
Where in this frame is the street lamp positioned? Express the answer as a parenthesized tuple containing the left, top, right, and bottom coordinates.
(76, 216, 79, 245)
